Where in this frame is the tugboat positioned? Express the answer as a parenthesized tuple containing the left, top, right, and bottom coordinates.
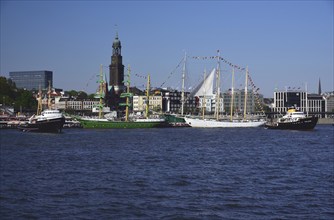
(18, 109, 65, 132)
(265, 108, 318, 130)
(18, 84, 65, 133)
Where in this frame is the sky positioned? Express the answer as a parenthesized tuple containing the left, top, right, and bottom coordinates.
(1, 0, 333, 98)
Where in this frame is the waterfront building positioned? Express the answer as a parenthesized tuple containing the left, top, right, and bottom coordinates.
(222, 89, 262, 114)
(133, 94, 163, 113)
(50, 91, 99, 112)
(162, 90, 197, 114)
(324, 92, 334, 116)
(9, 70, 53, 91)
(272, 90, 325, 118)
(55, 99, 100, 111)
(196, 94, 224, 115)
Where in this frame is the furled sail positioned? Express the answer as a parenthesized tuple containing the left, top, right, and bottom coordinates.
(190, 68, 215, 97)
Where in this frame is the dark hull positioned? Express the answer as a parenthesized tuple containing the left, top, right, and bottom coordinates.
(265, 116, 318, 130)
(18, 117, 65, 133)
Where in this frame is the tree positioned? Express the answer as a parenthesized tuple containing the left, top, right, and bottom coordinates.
(0, 76, 36, 112)
(77, 91, 88, 99)
(88, 93, 96, 99)
(66, 90, 78, 99)
(0, 77, 13, 101)
(15, 89, 37, 111)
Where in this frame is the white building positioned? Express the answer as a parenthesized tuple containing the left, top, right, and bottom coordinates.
(133, 95, 163, 113)
(197, 94, 224, 114)
(272, 90, 326, 118)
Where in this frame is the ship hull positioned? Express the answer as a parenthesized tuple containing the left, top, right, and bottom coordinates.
(78, 119, 167, 129)
(185, 118, 266, 128)
(18, 117, 65, 133)
(265, 117, 318, 130)
(164, 114, 190, 127)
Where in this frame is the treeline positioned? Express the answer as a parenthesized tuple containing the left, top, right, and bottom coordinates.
(65, 90, 96, 99)
(0, 76, 37, 112)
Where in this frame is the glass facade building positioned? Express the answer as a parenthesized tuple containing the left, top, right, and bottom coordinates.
(9, 71, 53, 90)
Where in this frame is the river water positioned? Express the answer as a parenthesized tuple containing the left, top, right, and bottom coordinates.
(1, 126, 333, 219)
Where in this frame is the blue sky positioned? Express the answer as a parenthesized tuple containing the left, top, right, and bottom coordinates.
(1, 0, 333, 97)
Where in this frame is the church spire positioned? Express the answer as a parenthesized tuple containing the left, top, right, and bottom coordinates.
(318, 78, 322, 95)
(112, 31, 121, 56)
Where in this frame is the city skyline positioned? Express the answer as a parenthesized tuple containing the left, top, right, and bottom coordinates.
(0, 1, 333, 98)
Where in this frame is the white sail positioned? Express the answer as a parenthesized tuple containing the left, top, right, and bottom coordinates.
(191, 68, 215, 97)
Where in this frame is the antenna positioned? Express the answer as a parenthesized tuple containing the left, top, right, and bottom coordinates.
(115, 24, 118, 38)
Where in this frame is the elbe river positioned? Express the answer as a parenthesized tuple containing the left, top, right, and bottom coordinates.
(1, 126, 333, 219)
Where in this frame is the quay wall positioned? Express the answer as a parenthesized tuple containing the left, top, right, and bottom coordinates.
(318, 118, 334, 125)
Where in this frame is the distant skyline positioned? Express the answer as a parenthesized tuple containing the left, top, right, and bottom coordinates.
(1, 1, 333, 97)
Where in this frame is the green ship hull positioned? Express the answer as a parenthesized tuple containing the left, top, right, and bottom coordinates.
(163, 114, 190, 127)
(78, 119, 167, 129)
(164, 114, 186, 123)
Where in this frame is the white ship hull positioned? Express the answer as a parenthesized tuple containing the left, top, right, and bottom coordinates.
(185, 117, 266, 128)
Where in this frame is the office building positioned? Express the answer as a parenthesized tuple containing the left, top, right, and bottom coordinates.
(222, 89, 262, 114)
(9, 70, 53, 90)
(162, 90, 197, 114)
(272, 90, 325, 117)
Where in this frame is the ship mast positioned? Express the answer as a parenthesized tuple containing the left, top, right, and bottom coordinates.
(47, 81, 52, 109)
(215, 50, 221, 120)
(305, 82, 309, 116)
(202, 68, 207, 120)
(145, 74, 150, 119)
(230, 67, 235, 121)
(181, 51, 186, 116)
(119, 65, 133, 121)
(125, 65, 131, 122)
(243, 66, 248, 120)
(98, 64, 104, 119)
(36, 85, 42, 115)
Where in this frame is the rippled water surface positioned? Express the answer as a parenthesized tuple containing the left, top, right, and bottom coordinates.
(1, 126, 333, 219)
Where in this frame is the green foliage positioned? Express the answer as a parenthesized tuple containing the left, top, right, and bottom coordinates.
(15, 89, 37, 110)
(77, 91, 88, 99)
(66, 90, 78, 98)
(0, 76, 37, 112)
(88, 93, 96, 99)
(65, 90, 92, 99)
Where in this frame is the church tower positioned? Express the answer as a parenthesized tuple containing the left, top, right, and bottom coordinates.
(109, 32, 125, 95)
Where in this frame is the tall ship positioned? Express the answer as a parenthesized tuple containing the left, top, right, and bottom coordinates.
(18, 85, 65, 132)
(77, 65, 167, 129)
(265, 108, 318, 130)
(184, 51, 266, 128)
(185, 117, 265, 128)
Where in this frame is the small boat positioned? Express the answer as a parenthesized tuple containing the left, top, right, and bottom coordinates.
(265, 108, 318, 130)
(18, 109, 65, 132)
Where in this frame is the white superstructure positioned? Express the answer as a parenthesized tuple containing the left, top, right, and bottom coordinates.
(30, 109, 64, 122)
